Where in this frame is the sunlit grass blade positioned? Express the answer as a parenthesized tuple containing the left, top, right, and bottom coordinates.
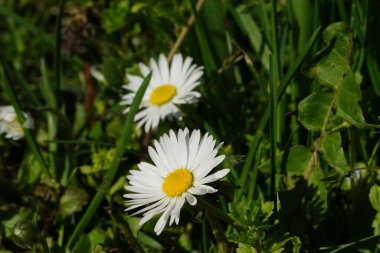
(66, 72, 152, 250)
(0, 60, 49, 175)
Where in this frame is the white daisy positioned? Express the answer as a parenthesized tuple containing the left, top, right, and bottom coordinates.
(120, 54, 204, 132)
(0, 106, 33, 140)
(124, 129, 229, 235)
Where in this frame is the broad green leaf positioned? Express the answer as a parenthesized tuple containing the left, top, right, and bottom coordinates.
(336, 71, 365, 125)
(320, 132, 349, 174)
(369, 185, 380, 212)
(73, 235, 91, 253)
(259, 146, 314, 176)
(298, 92, 333, 131)
(286, 146, 314, 176)
(59, 185, 89, 217)
(372, 213, 380, 235)
(307, 22, 352, 89)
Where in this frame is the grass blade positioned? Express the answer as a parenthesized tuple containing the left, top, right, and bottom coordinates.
(0, 5, 53, 46)
(66, 72, 152, 250)
(0, 60, 49, 175)
(54, 0, 65, 108)
(235, 26, 321, 200)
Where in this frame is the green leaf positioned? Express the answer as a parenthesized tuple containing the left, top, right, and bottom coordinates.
(103, 58, 125, 87)
(137, 231, 164, 250)
(236, 243, 257, 253)
(228, 233, 257, 247)
(179, 232, 192, 251)
(102, 1, 130, 33)
(369, 185, 380, 212)
(307, 22, 352, 89)
(73, 235, 91, 253)
(372, 213, 380, 235)
(307, 164, 328, 227)
(336, 71, 365, 125)
(286, 146, 315, 176)
(228, 200, 274, 227)
(320, 132, 349, 174)
(268, 236, 301, 253)
(59, 185, 89, 217)
(298, 92, 333, 131)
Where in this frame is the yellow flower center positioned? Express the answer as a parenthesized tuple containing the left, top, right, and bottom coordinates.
(149, 84, 176, 106)
(162, 168, 193, 197)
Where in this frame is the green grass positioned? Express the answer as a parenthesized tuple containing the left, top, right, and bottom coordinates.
(0, 0, 380, 252)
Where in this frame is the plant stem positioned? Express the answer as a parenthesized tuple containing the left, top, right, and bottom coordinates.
(167, 0, 205, 62)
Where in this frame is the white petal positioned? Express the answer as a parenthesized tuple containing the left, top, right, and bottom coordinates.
(158, 54, 170, 83)
(185, 193, 197, 206)
(195, 169, 230, 185)
(154, 199, 176, 235)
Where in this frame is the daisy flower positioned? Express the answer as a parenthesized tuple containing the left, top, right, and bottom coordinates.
(120, 54, 204, 132)
(124, 129, 229, 235)
(0, 106, 33, 140)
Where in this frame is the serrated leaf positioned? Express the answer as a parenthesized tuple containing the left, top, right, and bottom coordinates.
(59, 185, 89, 217)
(298, 92, 333, 131)
(228, 233, 257, 246)
(261, 202, 274, 222)
(102, 1, 129, 33)
(307, 163, 328, 227)
(336, 71, 365, 125)
(369, 185, 380, 212)
(236, 243, 257, 253)
(320, 132, 349, 173)
(307, 22, 352, 89)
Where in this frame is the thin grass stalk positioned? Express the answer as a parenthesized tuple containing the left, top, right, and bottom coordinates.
(54, 0, 64, 108)
(201, 218, 207, 253)
(167, 0, 205, 62)
(66, 72, 152, 250)
(0, 61, 49, 176)
(40, 59, 58, 177)
(188, 0, 217, 77)
(269, 57, 277, 220)
(269, 0, 283, 210)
